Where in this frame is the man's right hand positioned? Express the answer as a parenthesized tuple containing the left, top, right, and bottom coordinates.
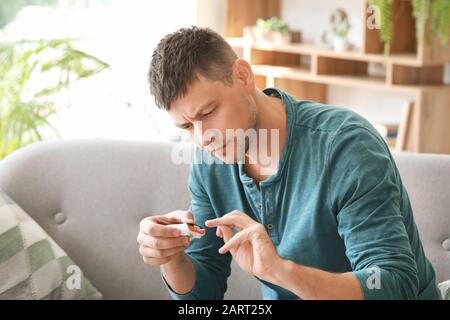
(137, 210, 195, 266)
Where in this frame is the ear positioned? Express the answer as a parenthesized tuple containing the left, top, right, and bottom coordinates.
(232, 59, 255, 93)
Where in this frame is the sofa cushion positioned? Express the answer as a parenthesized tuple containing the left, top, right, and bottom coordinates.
(0, 190, 102, 299)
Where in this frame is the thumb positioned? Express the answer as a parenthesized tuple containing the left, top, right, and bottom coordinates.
(165, 210, 195, 224)
(179, 211, 195, 224)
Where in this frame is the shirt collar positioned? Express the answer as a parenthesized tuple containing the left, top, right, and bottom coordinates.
(238, 87, 295, 186)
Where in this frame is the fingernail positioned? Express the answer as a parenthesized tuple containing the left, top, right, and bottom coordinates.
(184, 238, 190, 246)
(173, 230, 181, 237)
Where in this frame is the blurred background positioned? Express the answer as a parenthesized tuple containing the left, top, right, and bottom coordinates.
(1, 0, 449, 159)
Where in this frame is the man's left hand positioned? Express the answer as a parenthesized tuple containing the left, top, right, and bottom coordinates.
(205, 210, 281, 282)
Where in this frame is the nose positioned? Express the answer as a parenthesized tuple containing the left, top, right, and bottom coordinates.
(194, 121, 214, 148)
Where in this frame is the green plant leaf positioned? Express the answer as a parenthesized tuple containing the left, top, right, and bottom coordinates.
(0, 37, 109, 159)
(431, 0, 450, 45)
(369, 0, 393, 57)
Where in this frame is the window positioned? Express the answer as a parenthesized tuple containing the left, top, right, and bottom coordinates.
(1, 0, 197, 142)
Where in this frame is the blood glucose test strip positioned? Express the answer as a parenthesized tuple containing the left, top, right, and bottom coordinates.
(168, 223, 206, 239)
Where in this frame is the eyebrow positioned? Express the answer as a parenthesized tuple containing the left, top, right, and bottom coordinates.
(175, 100, 215, 128)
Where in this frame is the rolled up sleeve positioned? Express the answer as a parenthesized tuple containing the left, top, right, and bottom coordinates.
(327, 126, 419, 299)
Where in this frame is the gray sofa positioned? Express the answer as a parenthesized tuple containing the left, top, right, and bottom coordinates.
(0, 139, 449, 299)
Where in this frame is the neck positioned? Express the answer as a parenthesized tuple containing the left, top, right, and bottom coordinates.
(245, 89, 287, 179)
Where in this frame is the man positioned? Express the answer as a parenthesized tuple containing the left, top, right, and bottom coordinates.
(137, 26, 440, 299)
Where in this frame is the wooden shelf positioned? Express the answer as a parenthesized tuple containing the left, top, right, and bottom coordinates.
(229, 42, 450, 92)
(224, 0, 450, 154)
(227, 37, 422, 66)
(253, 64, 394, 91)
(251, 64, 450, 94)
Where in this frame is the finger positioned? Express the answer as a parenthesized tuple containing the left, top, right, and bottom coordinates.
(220, 226, 236, 254)
(219, 228, 251, 254)
(205, 211, 253, 229)
(140, 218, 182, 237)
(216, 226, 223, 238)
(221, 225, 234, 243)
(166, 210, 195, 224)
(180, 212, 195, 224)
(138, 233, 190, 249)
(140, 245, 187, 259)
(142, 256, 170, 266)
(152, 236, 190, 249)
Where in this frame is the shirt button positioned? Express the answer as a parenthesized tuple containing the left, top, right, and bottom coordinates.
(258, 203, 262, 210)
(267, 224, 273, 230)
(248, 183, 254, 188)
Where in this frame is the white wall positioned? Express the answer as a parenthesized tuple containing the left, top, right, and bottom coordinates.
(36, 0, 198, 141)
(197, 0, 226, 32)
(282, 0, 363, 48)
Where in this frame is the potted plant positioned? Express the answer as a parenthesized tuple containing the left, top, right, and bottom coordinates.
(333, 16, 351, 52)
(0, 38, 109, 159)
(321, 8, 351, 52)
(245, 16, 291, 46)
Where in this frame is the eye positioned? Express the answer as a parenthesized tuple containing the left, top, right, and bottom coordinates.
(203, 108, 215, 117)
(181, 123, 192, 130)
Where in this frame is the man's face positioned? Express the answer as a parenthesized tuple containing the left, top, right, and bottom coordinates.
(168, 71, 257, 164)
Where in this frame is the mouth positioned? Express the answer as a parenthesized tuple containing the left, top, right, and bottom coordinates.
(212, 143, 227, 156)
(207, 142, 227, 155)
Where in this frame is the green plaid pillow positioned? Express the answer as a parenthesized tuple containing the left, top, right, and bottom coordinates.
(0, 190, 102, 300)
(439, 280, 450, 300)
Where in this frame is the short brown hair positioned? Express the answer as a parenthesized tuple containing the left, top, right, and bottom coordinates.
(148, 26, 238, 110)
